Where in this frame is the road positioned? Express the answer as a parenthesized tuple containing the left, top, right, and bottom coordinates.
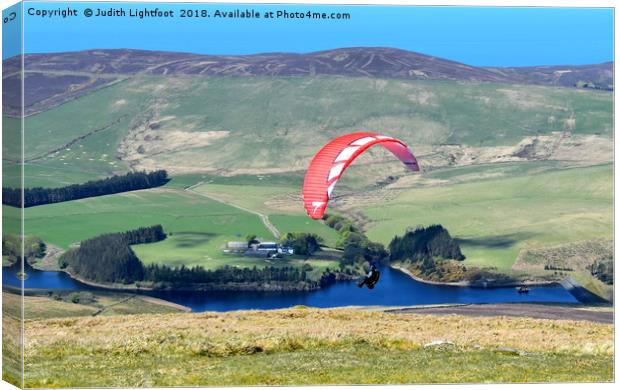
(387, 303, 613, 324)
(185, 182, 281, 239)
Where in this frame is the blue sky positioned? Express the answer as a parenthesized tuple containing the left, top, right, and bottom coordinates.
(4, 2, 614, 66)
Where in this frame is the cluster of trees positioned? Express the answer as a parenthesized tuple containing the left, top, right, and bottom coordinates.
(122, 225, 167, 245)
(389, 225, 464, 263)
(575, 80, 613, 91)
(324, 214, 359, 236)
(3, 170, 168, 207)
(339, 231, 388, 268)
(2, 234, 46, 266)
(61, 234, 144, 284)
(60, 225, 166, 284)
(143, 264, 311, 285)
(322, 214, 388, 269)
(588, 257, 613, 285)
(48, 291, 96, 305)
(280, 232, 323, 256)
(544, 264, 574, 272)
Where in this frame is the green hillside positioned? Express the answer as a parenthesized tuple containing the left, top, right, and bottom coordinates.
(11, 76, 612, 187)
(363, 163, 613, 270)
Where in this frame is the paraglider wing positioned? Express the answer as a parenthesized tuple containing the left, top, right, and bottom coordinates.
(302, 132, 419, 219)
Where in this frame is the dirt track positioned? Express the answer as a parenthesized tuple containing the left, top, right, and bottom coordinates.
(388, 303, 613, 324)
(184, 182, 281, 239)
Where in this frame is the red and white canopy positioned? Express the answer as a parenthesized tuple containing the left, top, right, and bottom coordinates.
(302, 132, 419, 219)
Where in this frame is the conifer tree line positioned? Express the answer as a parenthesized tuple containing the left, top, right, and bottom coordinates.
(123, 225, 167, 245)
(62, 234, 145, 284)
(388, 224, 465, 262)
(143, 264, 311, 285)
(3, 170, 169, 207)
(60, 225, 167, 284)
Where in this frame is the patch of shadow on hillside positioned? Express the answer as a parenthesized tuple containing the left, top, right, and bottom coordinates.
(171, 232, 217, 248)
(455, 233, 535, 249)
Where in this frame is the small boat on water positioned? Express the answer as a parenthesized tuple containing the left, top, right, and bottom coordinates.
(516, 286, 530, 294)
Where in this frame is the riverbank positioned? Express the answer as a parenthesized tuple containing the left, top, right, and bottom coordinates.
(63, 269, 156, 291)
(391, 264, 557, 288)
(1, 288, 191, 320)
(389, 263, 613, 305)
(138, 295, 192, 312)
(391, 265, 470, 286)
(29, 244, 64, 272)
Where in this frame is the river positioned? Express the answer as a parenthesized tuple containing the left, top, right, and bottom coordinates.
(2, 264, 578, 311)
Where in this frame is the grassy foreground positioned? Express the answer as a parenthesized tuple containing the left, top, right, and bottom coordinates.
(17, 307, 613, 387)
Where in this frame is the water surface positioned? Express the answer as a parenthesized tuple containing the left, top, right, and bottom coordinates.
(3, 264, 578, 312)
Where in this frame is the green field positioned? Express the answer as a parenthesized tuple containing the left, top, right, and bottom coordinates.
(192, 183, 296, 214)
(9, 162, 611, 274)
(14, 188, 270, 266)
(167, 162, 613, 273)
(132, 233, 339, 272)
(422, 160, 570, 182)
(2, 116, 22, 188)
(190, 180, 341, 247)
(10, 183, 340, 269)
(167, 172, 305, 189)
(18, 81, 139, 187)
(364, 163, 613, 270)
(270, 215, 341, 247)
(1, 205, 20, 239)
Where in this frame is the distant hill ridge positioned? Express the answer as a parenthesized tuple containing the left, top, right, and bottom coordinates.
(2, 47, 612, 116)
(3, 47, 613, 88)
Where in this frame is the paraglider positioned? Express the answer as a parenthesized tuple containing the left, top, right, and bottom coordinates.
(302, 132, 419, 220)
(357, 264, 381, 289)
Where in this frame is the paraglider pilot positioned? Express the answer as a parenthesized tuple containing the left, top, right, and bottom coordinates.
(357, 264, 381, 289)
